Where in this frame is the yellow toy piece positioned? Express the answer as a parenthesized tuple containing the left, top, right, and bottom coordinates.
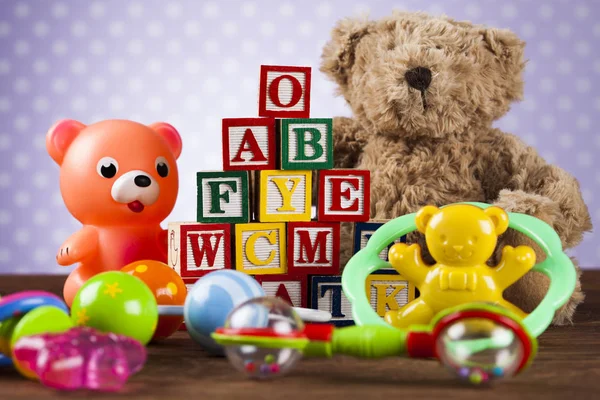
(385, 204, 536, 328)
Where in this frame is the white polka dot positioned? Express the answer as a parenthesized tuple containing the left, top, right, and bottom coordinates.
(522, 98, 537, 111)
(166, 77, 182, 93)
(279, 2, 294, 16)
(557, 22, 571, 38)
(542, 151, 556, 163)
(575, 5, 589, 19)
(89, 40, 106, 55)
(146, 21, 164, 37)
(31, 59, 48, 75)
(0, 21, 11, 37)
(557, 96, 572, 111)
(539, 4, 554, 19)
(525, 60, 537, 75)
(242, 76, 255, 93)
(501, 114, 519, 131)
(540, 114, 555, 131)
(575, 78, 591, 93)
(558, 134, 573, 148)
(52, 78, 69, 94)
(577, 152, 593, 167)
(203, 2, 219, 18)
(0, 210, 11, 225)
(109, 95, 125, 111)
(52, 2, 69, 18)
(594, 60, 600, 74)
(556, 59, 572, 74)
(184, 94, 201, 111)
(222, 21, 238, 36)
(576, 115, 590, 130)
(33, 248, 50, 263)
(501, 4, 518, 18)
(52, 40, 68, 56)
(33, 171, 49, 188)
(14, 2, 30, 18)
(14, 77, 31, 94)
(0, 97, 11, 113)
(14, 115, 30, 131)
(298, 21, 313, 36)
(241, 1, 256, 17)
(0, 172, 10, 187)
(0, 134, 10, 150)
(34, 209, 50, 225)
(0, 248, 10, 263)
(71, 21, 87, 36)
(108, 21, 125, 37)
(242, 39, 257, 55)
(167, 40, 182, 55)
(0, 59, 9, 75)
(184, 21, 201, 37)
(89, 77, 106, 94)
(279, 40, 295, 55)
(13, 152, 29, 169)
(70, 58, 87, 74)
(222, 95, 240, 112)
(128, 2, 144, 17)
(71, 96, 87, 112)
(14, 40, 30, 56)
(128, 39, 144, 55)
(594, 23, 600, 37)
(146, 96, 163, 112)
(575, 42, 590, 56)
(33, 21, 50, 37)
(147, 59, 162, 74)
(128, 77, 143, 92)
(465, 3, 481, 18)
(14, 191, 31, 207)
(539, 77, 555, 93)
(185, 59, 202, 74)
(109, 59, 126, 74)
(260, 22, 275, 36)
(539, 41, 554, 56)
(203, 77, 221, 94)
(166, 2, 183, 18)
(582, 188, 593, 204)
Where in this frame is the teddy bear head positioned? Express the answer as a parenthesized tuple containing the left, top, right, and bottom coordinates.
(321, 11, 526, 139)
(46, 119, 182, 226)
(415, 204, 509, 266)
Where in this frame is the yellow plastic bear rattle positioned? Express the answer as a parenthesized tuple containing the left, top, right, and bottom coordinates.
(385, 204, 536, 328)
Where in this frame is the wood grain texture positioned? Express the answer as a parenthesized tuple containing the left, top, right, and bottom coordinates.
(1, 272, 599, 400)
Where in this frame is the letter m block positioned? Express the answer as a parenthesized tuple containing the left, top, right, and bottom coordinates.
(197, 171, 249, 223)
(280, 118, 333, 170)
(258, 65, 311, 118)
(287, 222, 340, 276)
(222, 117, 276, 171)
(167, 222, 231, 279)
(318, 170, 370, 222)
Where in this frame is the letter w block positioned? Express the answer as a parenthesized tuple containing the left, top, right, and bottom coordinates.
(197, 171, 249, 223)
(287, 222, 340, 276)
(168, 222, 231, 279)
(280, 118, 332, 170)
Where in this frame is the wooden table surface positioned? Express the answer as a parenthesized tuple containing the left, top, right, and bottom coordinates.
(1, 272, 599, 400)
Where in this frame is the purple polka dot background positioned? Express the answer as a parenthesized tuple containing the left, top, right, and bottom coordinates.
(0, 0, 597, 274)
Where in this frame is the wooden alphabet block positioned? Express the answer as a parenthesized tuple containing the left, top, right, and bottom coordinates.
(353, 221, 407, 260)
(317, 170, 370, 222)
(365, 269, 415, 318)
(254, 274, 308, 308)
(287, 222, 340, 275)
(222, 117, 276, 171)
(258, 170, 311, 222)
(310, 276, 354, 327)
(235, 222, 286, 275)
(197, 171, 249, 223)
(258, 65, 311, 118)
(279, 118, 333, 170)
(168, 222, 231, 278)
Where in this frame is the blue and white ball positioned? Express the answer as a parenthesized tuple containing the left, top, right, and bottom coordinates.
(184, 269, 266, 355)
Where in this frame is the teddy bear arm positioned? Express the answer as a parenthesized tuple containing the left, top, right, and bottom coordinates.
(56, 226, 99, 266)
(332, 116, 369, 169)
(388, 243, 428, 285)
(492, 245, 537, 290)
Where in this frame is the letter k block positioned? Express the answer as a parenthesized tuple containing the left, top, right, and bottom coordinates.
(280, 118, 333, 170)
(197, 171, 249, 223)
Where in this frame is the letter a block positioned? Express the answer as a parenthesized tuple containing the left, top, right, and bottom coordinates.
(222, 117, 276, 171)
(235, 223, 286, 275)
(310, 276, 354, 327)
(365, 270, 415, 318)
(168, 222, 231, 278)
(254, 274, 308, 308)
(258, 170, 311, 222)
(318, 170, 370, 222)
(197, 171, 249, 223)
(353, 221, 406, 260)
(287, 222, 340, 275)
(280, 118, 333, 170)
(258, 65, 311, 118)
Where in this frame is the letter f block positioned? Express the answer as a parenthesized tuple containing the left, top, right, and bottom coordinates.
(197, 171, 249, 223)
(280, 118, 333, 170)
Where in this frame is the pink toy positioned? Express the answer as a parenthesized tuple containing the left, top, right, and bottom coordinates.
(46, 119, 182, 307)
(13, 327, 146, 391)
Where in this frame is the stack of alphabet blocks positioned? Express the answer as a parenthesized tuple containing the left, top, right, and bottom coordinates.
(168, 65, 415, 327)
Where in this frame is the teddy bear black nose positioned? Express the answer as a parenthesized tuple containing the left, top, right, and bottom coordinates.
(404, 67, 432, 91)
(134, 175, 151, 188)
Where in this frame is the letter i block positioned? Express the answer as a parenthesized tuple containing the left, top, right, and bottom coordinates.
(365, 270, 415, 318)
(235, 223, 287, 275)
(168, 222, 231, 278)
(258, 170, 311, 222)
(197, 171, 249, 223)
(254, 274, 308, 308)
(287, 222, 340, 275)
(222, 118, 276, 171)
(258, 65, 311, 118)
(353, 221, 407, 260)
(310, 276, 354, 327)
(318, 170, 370, 222)
(280, 118, 333, 170)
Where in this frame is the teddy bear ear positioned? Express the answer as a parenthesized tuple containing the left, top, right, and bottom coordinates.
(46, 119, 86, 165)
(484, 206, 510, 236)
(415, 205, 440, 234)
(150, 122, 182, 160)
(481, 27, 525, 67)
(320, 17, 372, 86)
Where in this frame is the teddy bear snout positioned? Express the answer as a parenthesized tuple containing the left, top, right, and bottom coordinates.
(134, 175, 152, 188)
(404, 67, 432, 91)
(111, 170, 160, 207)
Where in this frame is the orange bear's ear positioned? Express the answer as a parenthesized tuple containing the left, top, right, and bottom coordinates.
(484, 206, 510, 236)
(150, 122, 182, 160)
(46, 119, 86, 165)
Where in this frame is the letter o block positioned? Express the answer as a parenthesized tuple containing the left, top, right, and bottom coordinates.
(235, 223, 286, 275)
(258, 65, 311, 118)
(318, 170, 370, 222)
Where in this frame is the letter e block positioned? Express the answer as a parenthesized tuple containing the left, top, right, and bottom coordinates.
(168, 222, 231, 279)
(310, 276, 354, 327)
(222, 118, 276, 171)
(353, 221, 406, 260)
(318, 170, 370, 222)
(287, 222, 340, 275)
(280, 118, 333, 170)
(258, 65, 311, 118)
(259, 170, 311, 222)
(235, 222, 286, 275)
(197, 171, 249, 223)
(365, 270, 415, 318)
(254, 274, 307, 308)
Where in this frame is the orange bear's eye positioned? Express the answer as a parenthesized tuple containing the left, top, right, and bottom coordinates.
(156, 156, 169, 178)
(96, 157, 118, 179)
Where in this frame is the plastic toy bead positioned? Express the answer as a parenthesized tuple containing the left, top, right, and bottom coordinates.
(264, 354, 275, 364)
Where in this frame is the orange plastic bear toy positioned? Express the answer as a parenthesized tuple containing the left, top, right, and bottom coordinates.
(46, 119, 182, 307)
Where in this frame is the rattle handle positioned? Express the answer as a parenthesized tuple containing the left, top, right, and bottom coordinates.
(331, 325, 407, 359)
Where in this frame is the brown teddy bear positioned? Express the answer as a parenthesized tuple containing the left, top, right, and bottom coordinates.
(319, 11, 592, 325)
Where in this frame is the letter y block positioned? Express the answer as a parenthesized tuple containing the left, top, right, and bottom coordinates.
(258, 170, 311, 222)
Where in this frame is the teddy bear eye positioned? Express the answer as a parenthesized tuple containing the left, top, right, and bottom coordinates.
(96, 157, 118, 179)
(156, 156, 169, 178)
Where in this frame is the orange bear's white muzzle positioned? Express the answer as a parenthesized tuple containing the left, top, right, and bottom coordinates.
(110, 170, 160, 213)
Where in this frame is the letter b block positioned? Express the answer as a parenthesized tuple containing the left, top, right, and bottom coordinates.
(318, 170, 370, 222)
(222, 117, 276, 171)
(258, 170, 311, 222)
(235, 223, 286, 275)
(287, 222, 340, 275)
(280, 118, 333, 170)
(258, 65, 311, 118)
(197, 171, 249, 223)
